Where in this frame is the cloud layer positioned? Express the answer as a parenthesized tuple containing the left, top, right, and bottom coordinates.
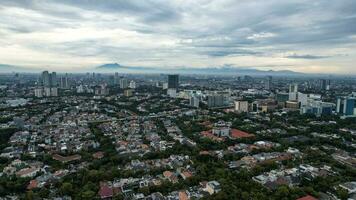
(0, 0, 355, 73)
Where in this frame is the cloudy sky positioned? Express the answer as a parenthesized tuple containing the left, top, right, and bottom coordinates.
(0, 0, 356, 74)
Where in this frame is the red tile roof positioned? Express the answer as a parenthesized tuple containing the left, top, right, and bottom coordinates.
(230, 129, 255, 139)
(52, 154, 81, 163)
(200, 130, 225, 141)
(98, 183, 113, 199)
(296, 195, 318, 200)
(92, 151, 104, 159)
(27, 180, 38, 190)
(179, 191, 189, 200)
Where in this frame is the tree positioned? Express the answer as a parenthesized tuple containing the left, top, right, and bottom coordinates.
(60, 182, 73, 195)
(26, 190, 34, 200)
(80, 190, 96, 199)
(38, 188, 50, 198)
(336, 187, 349, 200)
(274, 186, 290, 200)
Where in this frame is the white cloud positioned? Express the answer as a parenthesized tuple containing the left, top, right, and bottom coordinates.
(247, 32, 276, 40)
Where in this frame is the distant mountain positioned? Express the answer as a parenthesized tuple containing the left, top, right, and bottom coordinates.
(94, 63, 305, 76)
(174, 67, 304, 76)
(96, 63, 123, 69)
(0, 63, 324, 77)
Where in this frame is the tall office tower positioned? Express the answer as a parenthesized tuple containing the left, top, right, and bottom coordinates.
(60, 74, 69, 89)
(289, 83, 298, 101)
(120, 79, 128, 89)
(51, 72, 57, 87)
(114, 72, 119, 84)
(234, 101, 249, 113)
(168, 74, 179, 89)
(319, 79, 327, 90)
(336, 96, 356, 117)
(264, 76, 272, 90)
(42, 71, 50, 87)
(326, 79, 331, 90)
(108, 75, 114, 85)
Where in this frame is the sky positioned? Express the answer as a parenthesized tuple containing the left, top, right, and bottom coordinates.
(0, 0, 356, 74)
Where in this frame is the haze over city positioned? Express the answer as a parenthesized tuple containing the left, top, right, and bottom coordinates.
(0, 0, 356, 74)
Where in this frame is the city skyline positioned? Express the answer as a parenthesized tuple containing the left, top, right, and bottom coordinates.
(0, 0, 356, 74)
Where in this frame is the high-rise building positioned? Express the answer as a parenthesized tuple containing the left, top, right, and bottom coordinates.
(59, 74, 69, 89)
(34, 88, 43, 98)
(114, 72, 119, 85)
(300, 100, 334, 116)
(207, 95, 225, 108)
(190, 96, 200, 108)
(38, 71, 59, 97)
(276, 92, 289, 108)
(289, 83, 298, 101)
(168, 74, 179, 89)
(264, 76, 272, 90)
(120, 79, 128, 89)
(42, 71, 50, 87)
(326, 80, 331, 90)
(298, 93, 322, 107)
(41, 71, 57, 87)
(320, 79, 327, 90)
(44, 87, 51, 97)
(337, 96, 356, 117)
(234, 101, 249, 113)
(51, 72, 57, 87)
(50, 87, 58, 97)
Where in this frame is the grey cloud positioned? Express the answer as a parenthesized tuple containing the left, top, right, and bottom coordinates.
(0, 0, 356, 72)
(285, 54, 331, 60)
(202, 49, 261, 57)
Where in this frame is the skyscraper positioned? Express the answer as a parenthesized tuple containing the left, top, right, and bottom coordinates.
(114, 72, 119, 84)
(42, 71, 50, 87)
(264, 76, 272, 90)
(168, 74, 179, 89)
(51, 72, 57, 87)
(289, 83, 298, 101)
(38, 71, 58, 97)
(60, 74, 69, 89)
(42, 71, 57, 87)
(120, 78, 128, 89)
(337, 96, 356, 117)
